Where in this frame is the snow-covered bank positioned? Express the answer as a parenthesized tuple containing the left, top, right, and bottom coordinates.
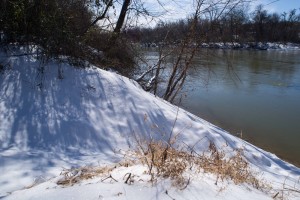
(200, 42, 300, 50)
(0, 46, 299, 199)
(143, 42, 300, 50)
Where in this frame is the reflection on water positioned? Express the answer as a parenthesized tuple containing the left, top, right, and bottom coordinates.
(140, 49, 300, 167)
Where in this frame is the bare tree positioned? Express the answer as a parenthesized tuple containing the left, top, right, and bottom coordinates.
(82, 0, 114, 34)
(136, 0, 249, 103)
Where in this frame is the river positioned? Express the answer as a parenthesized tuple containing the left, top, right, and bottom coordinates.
(137, 48, 300, 167)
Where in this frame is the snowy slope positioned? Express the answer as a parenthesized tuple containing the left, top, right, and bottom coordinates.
(0, 46, 299, 199)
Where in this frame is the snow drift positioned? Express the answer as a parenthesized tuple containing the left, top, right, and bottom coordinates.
(0, 46, 299, 199)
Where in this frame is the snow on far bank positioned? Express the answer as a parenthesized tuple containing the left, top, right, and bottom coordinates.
(0, 46, 300, 199)
(143, 42, 300, 50)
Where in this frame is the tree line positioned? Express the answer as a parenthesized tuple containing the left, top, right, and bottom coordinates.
(126, 5, 300, 45)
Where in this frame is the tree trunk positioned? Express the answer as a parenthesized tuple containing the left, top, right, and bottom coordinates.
(114, 0, 131, 34)
(105, 0, 130, 52)
(105, 0, 131, 56)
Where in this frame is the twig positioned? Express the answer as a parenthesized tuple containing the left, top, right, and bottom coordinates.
(165, 190, 175, 200)
(282, 187, 300, 193)
(182, 135, 209, 155)
(124, 173, 132, 184)
(101, 174, 118, 182)
(169, 105, 180, 144)
(180, 177, 191, 190)
(272, 192, 279, 199)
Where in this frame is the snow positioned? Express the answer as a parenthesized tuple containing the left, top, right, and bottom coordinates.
(203, 42, 300, 50)
(2, 165, 273, 200)
(0, 46, 299, 199)
(143, 42, 300, 50)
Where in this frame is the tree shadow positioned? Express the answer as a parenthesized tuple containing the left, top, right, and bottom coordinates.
(0, 51, 176, 193)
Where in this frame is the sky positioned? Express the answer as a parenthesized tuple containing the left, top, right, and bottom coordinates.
(140, 0, 300, 26)
(106, 0, 300, 28)
(253, 0, 300, 13)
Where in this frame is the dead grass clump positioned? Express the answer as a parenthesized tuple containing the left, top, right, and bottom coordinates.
(57, 166, 112, 186)
(197, 142, 261, 188)
(134, 138, 265, 190)
(135, 140, 192, 187)
(56, 140, 265, 192)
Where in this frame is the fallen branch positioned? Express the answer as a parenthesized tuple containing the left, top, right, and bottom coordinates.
(135, 66, 166, 82)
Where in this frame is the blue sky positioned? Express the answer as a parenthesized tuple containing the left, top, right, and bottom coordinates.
(126, 0, 300, 27)
(155, 0, 300, 22)
(254, 0, 300, 13)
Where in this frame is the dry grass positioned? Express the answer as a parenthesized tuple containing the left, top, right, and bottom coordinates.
(54, 140, 300, 200)
(196, 142, 262, 188)
(134, 140, 191, 187)
(133, 138, 266, 190)
(55, 138, 268, 195)
(57, 166, 113, 186)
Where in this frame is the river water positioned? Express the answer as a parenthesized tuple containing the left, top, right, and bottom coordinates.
(138, 49, 300, 167)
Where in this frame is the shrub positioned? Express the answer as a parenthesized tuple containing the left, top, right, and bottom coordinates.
(0, 0, 135, 70)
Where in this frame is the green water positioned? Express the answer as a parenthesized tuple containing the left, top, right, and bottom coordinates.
(181, 49, 300, 167)
(140, 49, 300, 167)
